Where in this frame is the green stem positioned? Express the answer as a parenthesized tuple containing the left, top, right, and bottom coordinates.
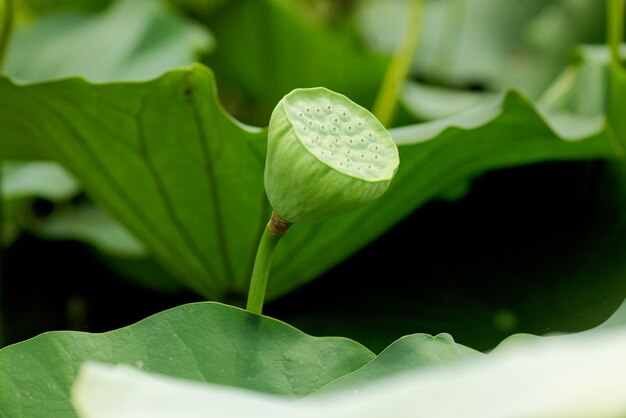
(609, 0, 625, 69)
(607, 0, 626, 158)
(246, 213, 290, 314)
(372, 0, 424, 127)
(0, 0, 14, 68)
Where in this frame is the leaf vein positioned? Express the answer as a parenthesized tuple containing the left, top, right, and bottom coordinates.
(133, 95, 223, 291)
(185, 73, 236, 286)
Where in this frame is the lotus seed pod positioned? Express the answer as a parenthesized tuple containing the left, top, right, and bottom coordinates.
(265, 87, 400, 224)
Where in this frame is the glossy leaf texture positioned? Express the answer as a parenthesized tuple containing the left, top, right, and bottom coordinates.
(0, 303, 374, 417)
(72, 300, 626, 418)
(0, 62, 620, 300)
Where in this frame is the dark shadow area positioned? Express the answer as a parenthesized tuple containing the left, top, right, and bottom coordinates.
(3, 160, 625, 353)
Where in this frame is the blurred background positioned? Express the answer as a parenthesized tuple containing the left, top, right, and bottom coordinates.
(1, 0, 625, 352)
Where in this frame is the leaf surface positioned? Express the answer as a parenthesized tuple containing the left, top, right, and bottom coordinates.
(71, 300, 626, 418)
(2, 0, 214, 252)
(315, 333, 480, 394)
(0, 302, 374, 417)
(0, 63, 619, 300)
(0, 65, 269, 299)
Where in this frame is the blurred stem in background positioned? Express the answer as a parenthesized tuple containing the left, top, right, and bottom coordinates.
(0, 0, 12, 65)
(608, 0, 625, 69)
(607, 0, 626, 157)
(372, 0, 423, 127)
(0, 0, 14, 347)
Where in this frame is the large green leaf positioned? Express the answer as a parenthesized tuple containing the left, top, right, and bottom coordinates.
(0, 302, 374, 417)
(71, 301, 626, 418)
(2, 0, 214, 262)
(0, 65, 268, 299)
(0, 63, 618, 301)
(9, 300, 625, 417)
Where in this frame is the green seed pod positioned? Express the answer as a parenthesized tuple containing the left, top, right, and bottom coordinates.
(265, 87, 399, 224)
